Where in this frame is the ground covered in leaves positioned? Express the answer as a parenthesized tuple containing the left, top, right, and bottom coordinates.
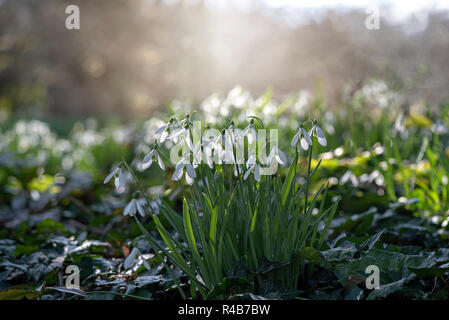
(1, 176, 449, 300)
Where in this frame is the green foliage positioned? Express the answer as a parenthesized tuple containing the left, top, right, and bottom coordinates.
(2, 88, 449, 300)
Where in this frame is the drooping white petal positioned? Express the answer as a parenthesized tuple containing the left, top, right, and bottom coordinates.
(300, 137, 310, 151)
(185, 163, 196, 179)
(114, 176, 121, 189)
(118, 169, 125, 187)
(143, 157, 154, 169)
(104, 167, 119, 184)
(275, 148, 287, 165)
(124, 199, 137, 216)
(155, 124, 168, 135)
(115, 169, 126, 189)
(143, 149, 156, 164)
(242, 124, 256, 145)
(172, 165, 184, 181)
(141, 159, 153, 170)
(244, 164, 255, 180)
(317, 136, 327, 147)
(301, 128, 313, 146)
(291, 131, 301, 147)
(245, 126, 258, 145)
(157, 154, 165, 170)
(254, 164, 261, 182)
(185, 171, 194, 185)
(136, 200, 146, 217)
(160, 130, 169, 143)
(315, 125, 325, 138)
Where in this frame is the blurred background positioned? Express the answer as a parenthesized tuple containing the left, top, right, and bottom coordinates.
(1, 0, 449, 119)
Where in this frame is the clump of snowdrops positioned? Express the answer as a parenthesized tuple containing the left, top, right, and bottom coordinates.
(105, 113, 339, 299)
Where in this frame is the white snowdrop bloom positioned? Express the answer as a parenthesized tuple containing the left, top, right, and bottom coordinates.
(242, 120, 258, 145)
(166, 127, 184, 142)
(291, 125, 312, 150)
(104, 167, 126, 189)
(174, 113, 194, 132)
(123, 198, 147, 217)
(142, 148, 165, 170)
(244, 162, 261, 182)
(310, 121, 327, 147)
(155, 118, 182, 143)
(168, 126, 194, 151)
(172, 160, 196, 185)
(267, 146, 287, 166)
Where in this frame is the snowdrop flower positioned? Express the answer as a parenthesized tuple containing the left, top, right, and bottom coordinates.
(201, 127, 217, 147)
(179, 113, 193, 127)
(242, 119, 258, 144)
(124, 198, 147, 217)
(142, 147, 165, 170)
(155, 117, 181, 143)
(291, 124, 312, 150)
(168, 125, 194, 150)
(172, 159, 196, 185)
(104, 166, 126, 190)
(267, 146, 287, 166)
(244, 162, 261, 182)
(310, 120, 327, 147)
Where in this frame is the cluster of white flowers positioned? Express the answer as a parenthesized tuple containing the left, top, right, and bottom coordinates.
(104, 115, 327, 216)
